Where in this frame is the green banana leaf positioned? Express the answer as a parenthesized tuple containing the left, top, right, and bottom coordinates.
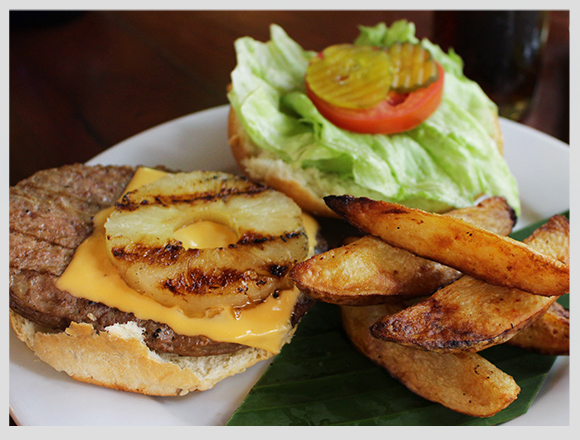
(227, 212, 569, 426)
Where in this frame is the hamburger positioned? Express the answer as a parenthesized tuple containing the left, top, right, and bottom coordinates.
(9, 164, 321, 396)
(227, 21, 520, 218)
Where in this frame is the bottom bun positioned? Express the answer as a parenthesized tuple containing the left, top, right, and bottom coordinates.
(10, 310, 273, 396)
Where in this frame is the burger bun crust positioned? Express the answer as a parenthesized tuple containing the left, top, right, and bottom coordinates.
(10, 309, 273, 396)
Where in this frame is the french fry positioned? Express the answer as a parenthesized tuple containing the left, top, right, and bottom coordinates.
(506, 302, 569, 356)
(325, 196, 569, 296)
(291, 197, 515, 305)
(370, 215, 570, 353)
(341, 303, 520, 418)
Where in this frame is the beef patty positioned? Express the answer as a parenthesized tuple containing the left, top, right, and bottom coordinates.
(9, 164, 314, 357)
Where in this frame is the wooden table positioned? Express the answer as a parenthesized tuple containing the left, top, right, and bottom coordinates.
(9, 10, 569, 426)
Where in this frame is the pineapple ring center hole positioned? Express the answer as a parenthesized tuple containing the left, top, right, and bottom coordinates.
(173, 220, 238, 250)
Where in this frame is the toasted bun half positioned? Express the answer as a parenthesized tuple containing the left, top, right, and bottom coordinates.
(228, 107, 504, 217)
(10, 309, 274, 396)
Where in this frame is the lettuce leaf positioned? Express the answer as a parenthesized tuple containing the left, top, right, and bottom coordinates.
(228, 21, 520, 215)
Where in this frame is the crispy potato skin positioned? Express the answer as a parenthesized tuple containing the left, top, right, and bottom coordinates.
(506, 301, 569, 356)
(504, 215, 570, 356)
(370, 215, 570, 353)
(341, 304, 520, 418)
(371, 277, 554, 352)
(291, 197, 515, 305)
(325, 196, 569, 297)
(291, 235, 460, 305)
(444, 196, 516, 237)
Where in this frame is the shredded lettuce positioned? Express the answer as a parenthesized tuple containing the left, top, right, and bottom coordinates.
(228, 21, 520, 215)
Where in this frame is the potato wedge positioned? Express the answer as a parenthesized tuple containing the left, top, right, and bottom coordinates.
(444, 196, 516, 237)
(291, 197, 515, 305)
(291, 235, 460, 305)
(325, 196, 569, 296)
(370, 215, 570, 353)
(341, 303, 520, 418)
(506, 302, 569, 356)
(505, 213, 570, 355)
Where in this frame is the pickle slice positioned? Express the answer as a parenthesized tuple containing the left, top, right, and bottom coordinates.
(387, 42, 439, 93)
(306, 44, 392, 109)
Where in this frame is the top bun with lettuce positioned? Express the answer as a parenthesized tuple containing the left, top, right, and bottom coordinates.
(227, 21, 520, 217)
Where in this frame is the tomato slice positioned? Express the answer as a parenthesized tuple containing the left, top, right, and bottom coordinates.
(306, 62, 445, 135)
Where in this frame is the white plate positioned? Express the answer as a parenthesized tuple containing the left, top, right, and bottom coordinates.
(9, 105, 570, 426)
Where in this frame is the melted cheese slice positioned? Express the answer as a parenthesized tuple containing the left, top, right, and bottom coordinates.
(174, 220, 238, 249)
(56, 167, 317, 354)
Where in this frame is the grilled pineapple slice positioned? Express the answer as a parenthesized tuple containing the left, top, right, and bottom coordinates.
(105, 171, 308, 317)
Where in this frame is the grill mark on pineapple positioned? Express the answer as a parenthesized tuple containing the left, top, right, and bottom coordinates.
(111, 229, 305, 265)
(111, 242, 192, 265)
(116, 183, 269, 211)
(161, 267, 272, 297)
(111, 231, 302, 288)
(237, 230, 305, 245)
(112, 235, 296, 297)
(268, 264, 289, 277)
